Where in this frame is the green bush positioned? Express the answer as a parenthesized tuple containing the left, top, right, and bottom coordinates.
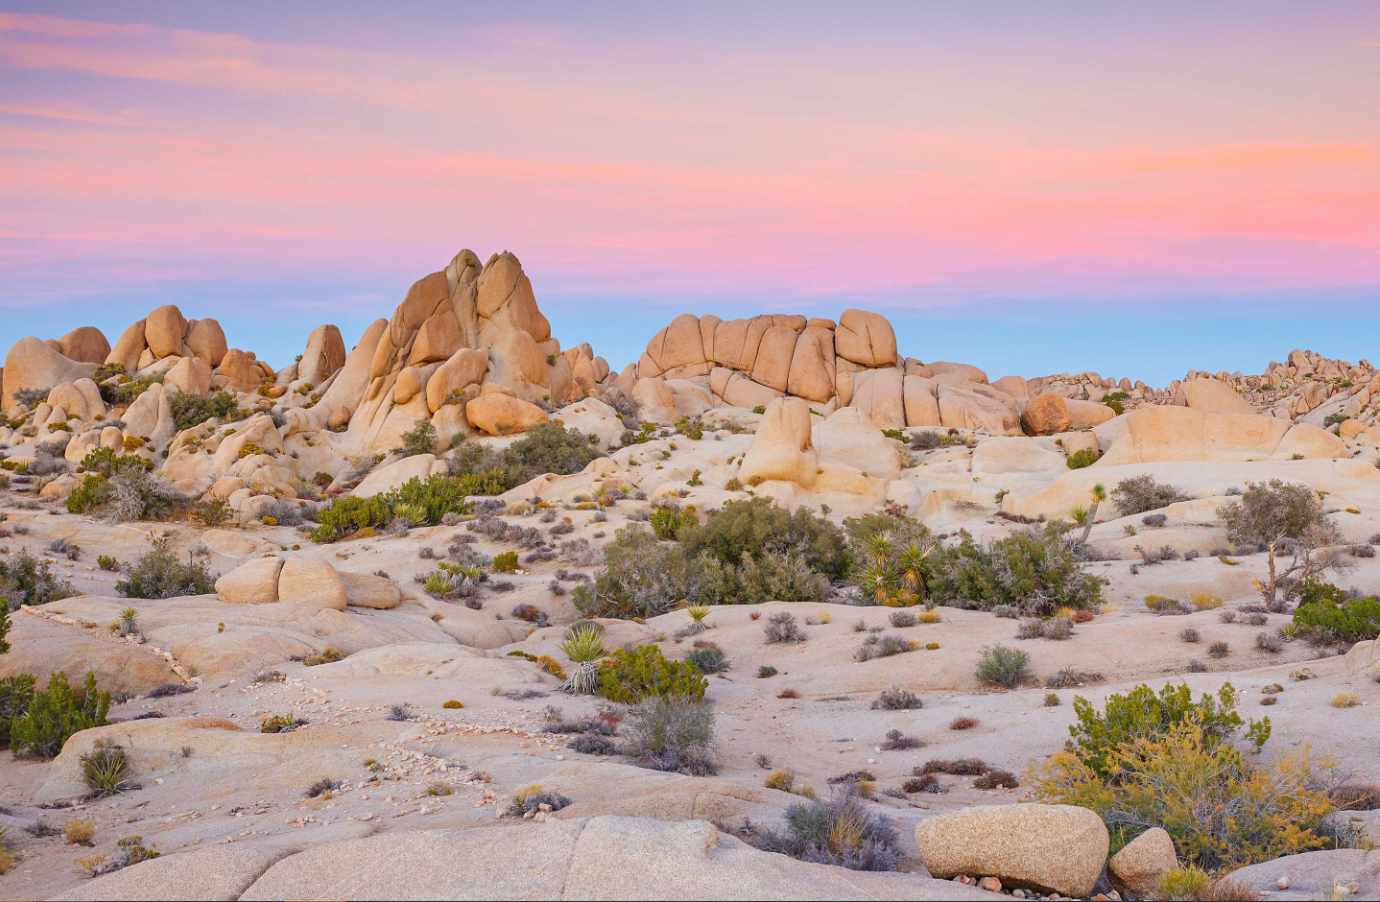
(686, 646, 728, 674)
(678, 497, 850, 580)
(498, 421, 603, 484)
(975, 644, 1029, 688)
(492, 551, 519, 573)
(1068, 682, 1269, 779)
(79, 448, 152, 477)
(115, 538, 217, 599)
(0, 674, 36, 748)
(1218, 479, 1327, 546)
(170, 390, 239, 431)
(394, 420, 437, 457)
(1066, 448, 1099, 469)
(10, 671, 110, 758)
(755, 790, 901, 871)
(105, 374, 163, 405)
(929, 522, 1104, 616)
(622, 695, 716, 775)
(1111, 474, 1181, 516)
(650, 504, 698, 540)
(1291, 583, 1380, 643)
(597, 645, 707, 703)
(572, 526, 826, 620)
(67, 468, 188, 523)
(67, 475, 113, 514)
(0, 551, 77, 605)
(311, 474, 475, 542)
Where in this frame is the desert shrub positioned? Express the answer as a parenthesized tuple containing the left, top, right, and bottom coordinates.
(1030, 720, 1334, 871)
(115, 538, 216, 599)
(649, 504, 699, 540)
(0, 550, 77, 605)
(1180, 627, 1201, 643)
(1255, 631, 1284, 653)
(975, 644, 1029, 688)
(949, 716, 978, 730)
(888, 610, 917, 628)
(930, 522, 1103, 616)
(62, 818, 95, 844)
(855, 633, 914, 662)
(500, 421, 604, 484)
(1067, 682, 1269, 779)
(902, 774, 945, 793)
(1208, 640, 1230, 658)
(571, 526, 723, 619)
(0, 674, 36, 748)
(1291, 583, 1380, 643)
(105, 374, 163, 404)
(260, 713, 306, 733)
(872, 687, 920, 710)
(1141, 513, 1168, 527)
(1066, 448, 1098, 469)
(1332, 692, 1361, 709)
(10, 671, 109, 758)
(764, 611, 805, 644)
(394, 420, 437, 457)
(311, 474, 474, 542)
(622, 695, 716, 775)
(596, 645, 707, 704)
(1112, 474, 1181, 516)
(685, 645, 728, 674)
(573, 526, 824, 619)
(972, 770, 1019, 790)
(492, 551, 519, 573)
(169, 390, 239, 431)
(678, 497, 850, 579)
(1218, 480, 1327, 546)
(1017, 617, 1073, 640)
(753, 790, 901, 871)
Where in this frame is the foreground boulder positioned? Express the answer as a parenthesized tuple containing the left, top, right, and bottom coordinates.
(236, 816, 992, 901)
(1107, 827, 1178, 898)
(915, 804, 1109, 897)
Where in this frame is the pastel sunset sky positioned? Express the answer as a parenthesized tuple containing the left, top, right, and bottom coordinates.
(2, 1, 1378, 384)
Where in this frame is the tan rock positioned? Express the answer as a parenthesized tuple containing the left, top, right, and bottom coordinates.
(1108, 827, 1178, 899)
(55, 326, 110, 364)
(938, 384, 1022, 435)
(1273, 423, 1348, 460)
(165, 356, 213, 396)
(848, 367, 905, 430)
(750, 324, 799, 393)
(1174, 377, 1255, 416)
(145, 304, 189, 359)
(915, 804, 1109, 897)
(215, 558, 284, 605)
(185, 318, 228, 367)
(646, 313, 707, 372)
(1, 336, 99, 408)
(277, 558, 348, 610)
(927, 360, 989, 384)
(104, 319, 148, 374)
(738, 397, 818, 488)
(426, 347, 488, 413)
(1067, 398, 1117, 429)
(476, 252, 550, 341)
(902, 375, 941, 427)
(342, 571, 402, 609)
(1022, 393, 1073, 435)
(712, 368, 784, 410)
(46, 379, 105, 422)
(298, 324, 346, 384)
(216, 348, 262, 393)
(466, 392, 548, 436)
(834, 309, 897, 367)
(813, 407, 901, 480)
(786, 327, 836, 403)
(394, 366, 426, 404)
(353, 454, 443, 498)
(408, 312, 464, 365)
(633, 377, 679, 424)
(991, 375, 1031, 399)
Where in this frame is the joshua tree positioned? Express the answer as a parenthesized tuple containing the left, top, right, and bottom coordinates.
(1080, 484, 1106, 545)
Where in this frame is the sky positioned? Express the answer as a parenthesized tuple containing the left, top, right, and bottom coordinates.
(1, 1, 1378, 385)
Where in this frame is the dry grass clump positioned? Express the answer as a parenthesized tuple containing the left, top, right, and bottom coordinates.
(948, 716, 978, 731)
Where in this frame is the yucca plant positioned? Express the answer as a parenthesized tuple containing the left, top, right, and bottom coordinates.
(80, 741, 131, 796)
(423, 572, 450, 596)
(391, 502, 428, 527)
(894, 544, 931, 599)
(1080, 484, 1106, 544)
(559, 622, 607, 694)
(117, 607, 139, 638)
(1069, 504, 1089, 527)
(685, 604, 711, 633)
